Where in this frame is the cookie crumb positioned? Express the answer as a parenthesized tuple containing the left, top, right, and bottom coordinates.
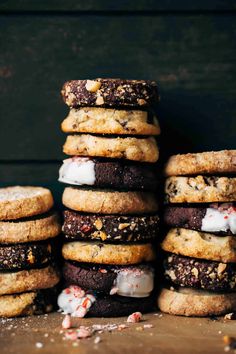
(143, 324, 153, 329)
(94, 336, 101, 344)
(85, 80, 101, 92)
(224, 313, 236, 320)
(118, 324, 128, 331)
(136, 326, 143, 331)
(35, 342, 43, 348)
(127, 312, 142, 323)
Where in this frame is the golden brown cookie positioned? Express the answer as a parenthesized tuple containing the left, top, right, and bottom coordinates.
(158, 287, 236, 317)
(0, 288, 56, 318)
(0, 212, 60, 244)
(63, 134, 159, 163)
(161, 228, 236, 263)
(62, 187, 158, 214)
(0, 265, 60, 295)
(61, 107, 160, 135)
(0, 186, 54, 220)
(62, 241, 156, 265)
(165, 150, 236, 176)
(165, 176, 236, 203)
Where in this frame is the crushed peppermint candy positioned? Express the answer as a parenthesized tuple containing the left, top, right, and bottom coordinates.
(143, 324, 153, 329)
(65, 331, 78, 341)
(118, 324, 128, 331)
(127, 312, 142, 323)
(62, 314, 72, 329)
(57, 285, 96, 318)
(77, 327, 92, 339)
(99, 269, 107, 273)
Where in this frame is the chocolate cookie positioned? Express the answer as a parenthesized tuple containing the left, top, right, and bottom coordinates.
(164, 253, 236, 292)
(63, 261, 154, 297)
(59, 157, 158, 191)
(63, 210, 159, 243)
(0, 287, 57, 318)
(89, 294, 155, 317)
(0, 241, 52, 270)
(164, 203, 236, 236)
(61, 79, 159, 108)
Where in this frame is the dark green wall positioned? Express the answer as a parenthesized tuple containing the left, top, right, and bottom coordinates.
(0, 1, 236, 202)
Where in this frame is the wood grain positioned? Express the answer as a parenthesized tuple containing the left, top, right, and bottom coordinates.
(0, 1, 235, 12)
(1, 312, 235, 354)
(0, 15, 235, 162)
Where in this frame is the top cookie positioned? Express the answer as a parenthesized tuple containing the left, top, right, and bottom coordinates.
(0, 186, 54, 220)
(165, 150, 236, 176)
(61, 79, 159, 108)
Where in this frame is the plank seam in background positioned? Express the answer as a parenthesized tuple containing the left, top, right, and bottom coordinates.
(1, 10, 236, 16)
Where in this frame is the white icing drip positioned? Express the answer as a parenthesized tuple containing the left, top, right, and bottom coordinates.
(111, 265, 154, 298)
(201, 203, 236, 234)
(57, 285, 96, 317)
(58, 157, 95, 186)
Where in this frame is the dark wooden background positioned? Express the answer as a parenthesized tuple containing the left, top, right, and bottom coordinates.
(0, 1, 236, 203)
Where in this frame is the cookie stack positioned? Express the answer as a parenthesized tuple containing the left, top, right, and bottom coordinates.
(58, 78, 160, 317)
(0, 186, 61, 318)
(158, 150, 236, 317)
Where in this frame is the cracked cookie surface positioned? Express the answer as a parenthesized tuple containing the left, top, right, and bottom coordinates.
(0, 186, 54, 220)
(0, 211, 60, 243)
(62, 188, 158, 214)
(161, 228, 236, 263)
(63, 134, 159, 163)
(0, 265, 60, 295)
(62, 107, 160, 135)
(158, 287, 236, 316)
(165, 150, 236, 176)
(165, 176, 236, 203)
(62, 241, 155, 265)
(0, 287, 57, 317)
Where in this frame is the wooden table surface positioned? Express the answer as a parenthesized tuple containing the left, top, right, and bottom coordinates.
(1, 311, 235, 354)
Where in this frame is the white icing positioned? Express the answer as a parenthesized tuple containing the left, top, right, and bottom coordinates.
(57, 285, 96, 317)
(201, 203, 236, 234)
(58, 157, 96, 186)
(111, 265, 154, 298)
